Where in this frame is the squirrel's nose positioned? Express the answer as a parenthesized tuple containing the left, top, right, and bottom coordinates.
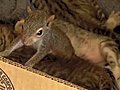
(21, 35, 29, 45)
(23, 37, 33, 46)
(24, 40, 31, 46)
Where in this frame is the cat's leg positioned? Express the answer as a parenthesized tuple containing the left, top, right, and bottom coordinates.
(100, 39, 120, 88)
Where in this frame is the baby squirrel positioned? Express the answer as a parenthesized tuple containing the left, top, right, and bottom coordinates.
(0, 14, 75, 68)
(23, 15, 75, 67)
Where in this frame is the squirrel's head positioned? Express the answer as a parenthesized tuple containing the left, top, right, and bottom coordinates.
(15, 11, 55, 46)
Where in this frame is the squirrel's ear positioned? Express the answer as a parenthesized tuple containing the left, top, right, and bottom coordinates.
(15, 19, 25, 35)
(46, 15, 55, 27)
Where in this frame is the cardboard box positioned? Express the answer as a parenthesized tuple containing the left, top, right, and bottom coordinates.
(0, 56, 86, 90)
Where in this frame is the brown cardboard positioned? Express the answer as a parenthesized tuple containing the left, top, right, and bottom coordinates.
(0, 56, 87, 90)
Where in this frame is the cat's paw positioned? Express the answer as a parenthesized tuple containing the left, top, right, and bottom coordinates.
(106, 11, 120, 30)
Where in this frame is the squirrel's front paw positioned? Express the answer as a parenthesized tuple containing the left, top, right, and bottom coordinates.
(25, 60, 35, 68)
(0, 50, 10, 57)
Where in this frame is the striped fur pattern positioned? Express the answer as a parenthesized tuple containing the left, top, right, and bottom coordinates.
(31, 0, 106, 30)
(0, 24, 16, 52)
(88, 0, 106, 21)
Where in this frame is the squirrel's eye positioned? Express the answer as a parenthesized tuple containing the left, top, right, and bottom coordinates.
(37, 30, 42, 36)
(36, 28, 43, 36)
